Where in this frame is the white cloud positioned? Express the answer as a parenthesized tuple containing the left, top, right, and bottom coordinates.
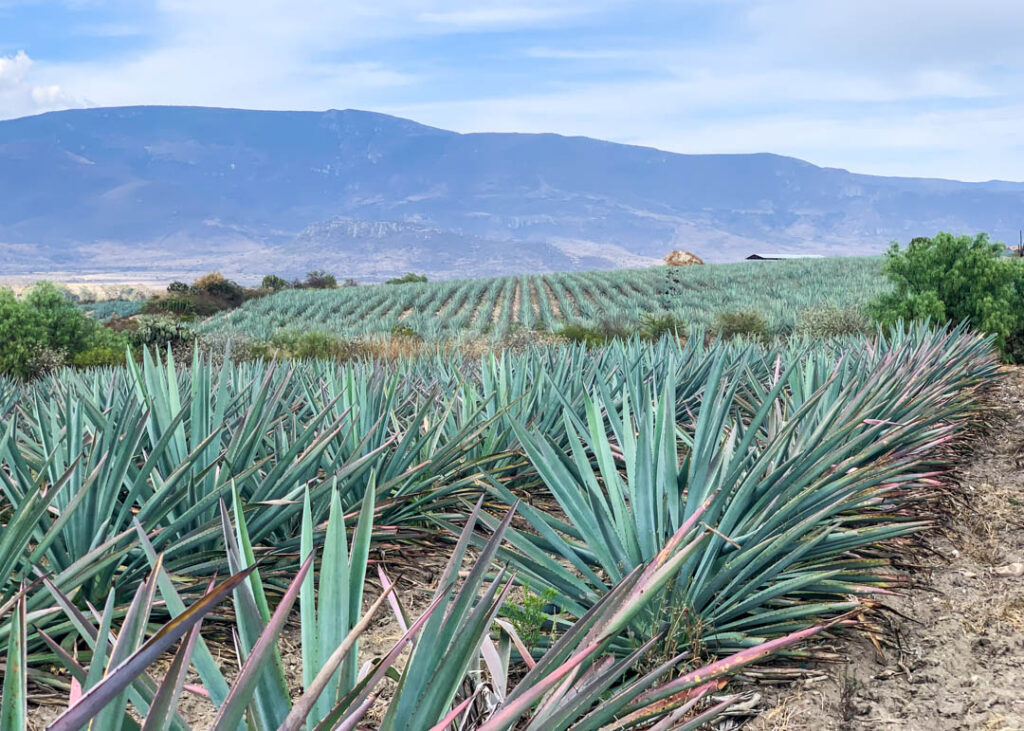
(0, 50, 31, 86)
(523, 47, 639, 61)
(417, 6, 584, 28)
(21, 1, 608, 113)
(0, 51, 80, 118)
(384, 0, 1024, 180)
(743, 0, 1024, 69)
(390, 74, 1024, 181)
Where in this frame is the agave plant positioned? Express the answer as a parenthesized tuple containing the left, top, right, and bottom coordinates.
(1, 323, 999, 727)
(482, 326, 997, 664)
(33, 563, 255, 731)
(35, 481, 427, 730)
(10, 491, 843, 729)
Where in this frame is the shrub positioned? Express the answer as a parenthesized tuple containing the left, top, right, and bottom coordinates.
(386, 272, 428, 285)
(497, 327, 563, 352)
(556, 319, 633, 346)
(868, 232, 1021, 357)
(143, 295, 197, 316)
(24, 281, 98, 355)
(300, 270, 338, 289)
(501, 586, 558, 653)
(640, 313, 687, 340)
(261, 274, 289, 291)
(556, 324, 610, 346)
(144, 271, 251, 317)
(264, 330, 354, 360)
(0, 282, 130, 378)
(390, 323, 422, 340)
(27, 346, 68, 376)
(797, 306, 870, 338)
(192, 271, 225, 290)
(193, 272, 246, 306)
(715, 309, 768, 341)
(0, 288, 47, 378)
(72, 345, 127, 368)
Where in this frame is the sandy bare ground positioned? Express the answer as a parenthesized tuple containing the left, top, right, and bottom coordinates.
(749, 369, 1024, 731)
(1, 274, 165, 290)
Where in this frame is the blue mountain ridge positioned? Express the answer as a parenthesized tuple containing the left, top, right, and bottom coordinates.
(1, 105, 1021, 280)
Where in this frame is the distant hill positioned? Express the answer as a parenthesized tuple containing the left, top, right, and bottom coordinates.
(1, 105, 1022, 281)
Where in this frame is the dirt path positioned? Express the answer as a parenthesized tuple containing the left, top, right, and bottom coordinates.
(751, 369, 1024, 730)
(541, 279, 564, 319)
(528, 278, 541, 319)
(490, 288, 506, 324)
(511, 279, 522, 325)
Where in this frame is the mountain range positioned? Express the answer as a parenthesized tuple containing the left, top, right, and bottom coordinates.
(1, 105, 1022, 282)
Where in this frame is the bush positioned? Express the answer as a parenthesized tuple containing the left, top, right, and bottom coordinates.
(714, 309, 769, 341)
(390, 324, 422, 340)
(868, 232, 1021, 357)
(72, 346, 127, 369)
(797, 306, 869, 338)
(386, 272, 428, 285)
(25, 282, 98, 355)
(27, 346, 68, 376)
(0, 283, 130, 378)
(261, 274, 289, 291)
(501, 587, 558, 653)
(144, 295, 197, 316)
(193, 272, 246, 306)
(299, 270, 338, 290)
(497, 328, 563, 352)
(0, 289, 48, 378)
(143, 271, 253, 317)
(556, 319, 633, 346)
(262, 330, 355, 360)
(640, 313, 687, 340)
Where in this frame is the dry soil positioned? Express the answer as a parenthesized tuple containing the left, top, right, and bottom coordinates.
(748, 369, 1024, 730)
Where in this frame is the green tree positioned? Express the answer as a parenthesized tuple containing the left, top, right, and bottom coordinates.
(303, 270, 338, 289)
(261, 274, 289, 291)
(868, 232, 1019, 353)
(0, 289, 46, 378)
(386, 272, 428, 285)
(24, 281, 101, 355)
(0, 283, 131, 378)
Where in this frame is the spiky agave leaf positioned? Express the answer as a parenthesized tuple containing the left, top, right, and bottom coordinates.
(0, 586, 27, 731)
(45, 565, 256, 731)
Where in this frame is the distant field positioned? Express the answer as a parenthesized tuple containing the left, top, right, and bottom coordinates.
(203, 257, 888, 341)
(79, 299, 143, 322)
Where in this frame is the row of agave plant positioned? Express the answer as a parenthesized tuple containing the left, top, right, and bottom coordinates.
(0, 323, 1000, 728)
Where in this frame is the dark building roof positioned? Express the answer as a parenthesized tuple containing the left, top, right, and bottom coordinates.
(745, 253, 825, 260)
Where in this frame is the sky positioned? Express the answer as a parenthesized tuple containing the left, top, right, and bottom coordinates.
(1, 0, 1023, 181)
